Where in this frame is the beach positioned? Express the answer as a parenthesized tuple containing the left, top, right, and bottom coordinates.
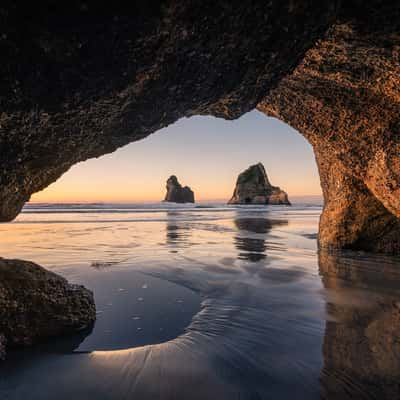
(0, 199, 398, 399)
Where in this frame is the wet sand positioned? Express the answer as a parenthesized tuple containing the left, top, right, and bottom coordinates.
(0, 203, 399, 399)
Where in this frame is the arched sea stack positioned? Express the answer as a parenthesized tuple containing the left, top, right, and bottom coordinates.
(228, 163, 290, 205)
(164, 175, 195, 203)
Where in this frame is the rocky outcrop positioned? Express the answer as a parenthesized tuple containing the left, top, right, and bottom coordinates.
(258, 2, 400, 253)
(0, 258, 96, 359)
(0, 2, 399, 253)
(228, 163, 290, 205)
(164, 176, 195, 203)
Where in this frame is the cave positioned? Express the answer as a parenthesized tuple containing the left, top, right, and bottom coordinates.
(1, 1, 399, 254)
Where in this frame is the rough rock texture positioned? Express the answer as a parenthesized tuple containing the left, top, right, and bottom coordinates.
(0, 334, 5, 360)
(319, 250, 400, 399)
(228, 163, 290, 205)
(258, 2, 400, 253)
(0, 258, 96, 359)
(0, 1, 338, 221)
(0, 2, 399, 253)
(164, 175, 194, 203)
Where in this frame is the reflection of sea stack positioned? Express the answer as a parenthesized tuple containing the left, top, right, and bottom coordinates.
(234, 217, 288, 262)
(228, 163, 290, 205)
(164, 176, 195, 203)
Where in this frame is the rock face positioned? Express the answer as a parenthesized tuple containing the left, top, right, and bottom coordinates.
(0, 258, 96, 359)
(0, 334, 5, 360)
(164, 175, 194, 203)
(258, 3, 400, 253)
(0, 2, 338, 221)
(228, 163, 290, 205)
(0, 2, 399, 253)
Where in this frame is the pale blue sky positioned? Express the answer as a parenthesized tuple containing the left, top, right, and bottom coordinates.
(32, 110, 321, 202)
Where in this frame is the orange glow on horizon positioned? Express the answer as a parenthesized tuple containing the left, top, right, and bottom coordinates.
(29, 112, 323, 204)
(30, 177, 321, 204)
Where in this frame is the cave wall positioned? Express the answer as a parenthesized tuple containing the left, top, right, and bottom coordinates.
(258, 1, 400, 253)
(1, 1, 399, 253)
(0, 1, 338, 220)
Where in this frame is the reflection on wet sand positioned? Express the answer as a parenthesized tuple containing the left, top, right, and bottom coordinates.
(1, 207, 400, 399)
(235, 235, 267, 261)
(319, 250, 400, 400)
(166, 212, 192, 252)
(1, 248, 400, 399)
(234, 216, 287, 262)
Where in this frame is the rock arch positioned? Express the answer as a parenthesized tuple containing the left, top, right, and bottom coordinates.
(0, 1, 399, 253)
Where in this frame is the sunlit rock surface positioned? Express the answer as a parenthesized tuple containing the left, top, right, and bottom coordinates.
(164, 175, 194, 203)
(228, 163, 290, 205)
(258, 2, 400, 253)
(0, 258, 96, 359)
(0, 1, 399, 253)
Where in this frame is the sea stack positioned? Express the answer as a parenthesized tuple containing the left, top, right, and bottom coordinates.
(228, 163, 290, 205)
(164, 175, 195, 203)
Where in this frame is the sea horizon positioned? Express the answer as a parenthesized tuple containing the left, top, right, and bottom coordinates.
(25, 194, 324, 206)
(1, 200, 398, 399)
(2, 3, 399, 399)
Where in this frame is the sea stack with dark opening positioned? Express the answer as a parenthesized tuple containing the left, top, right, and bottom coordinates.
(228, 163, 290, 205)
(164, 176, 195, 203)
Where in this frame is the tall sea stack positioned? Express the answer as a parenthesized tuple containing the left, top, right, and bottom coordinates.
(164, 176, 195, 203)
(228, 163, 290, 205)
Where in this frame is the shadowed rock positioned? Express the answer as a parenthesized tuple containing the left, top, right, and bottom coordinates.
(164, 175, 194, 203)
(228, 163, 290, 205)
(0, 258, 96, 359)
(1, 2, 399, 253)
(0, 1, 337, 220)
(0, 334, 5, 360)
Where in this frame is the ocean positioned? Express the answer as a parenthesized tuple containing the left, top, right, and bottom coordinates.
(0, 199, 399, 399)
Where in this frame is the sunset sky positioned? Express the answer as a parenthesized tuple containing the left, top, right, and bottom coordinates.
(31, 110, 322, 203)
